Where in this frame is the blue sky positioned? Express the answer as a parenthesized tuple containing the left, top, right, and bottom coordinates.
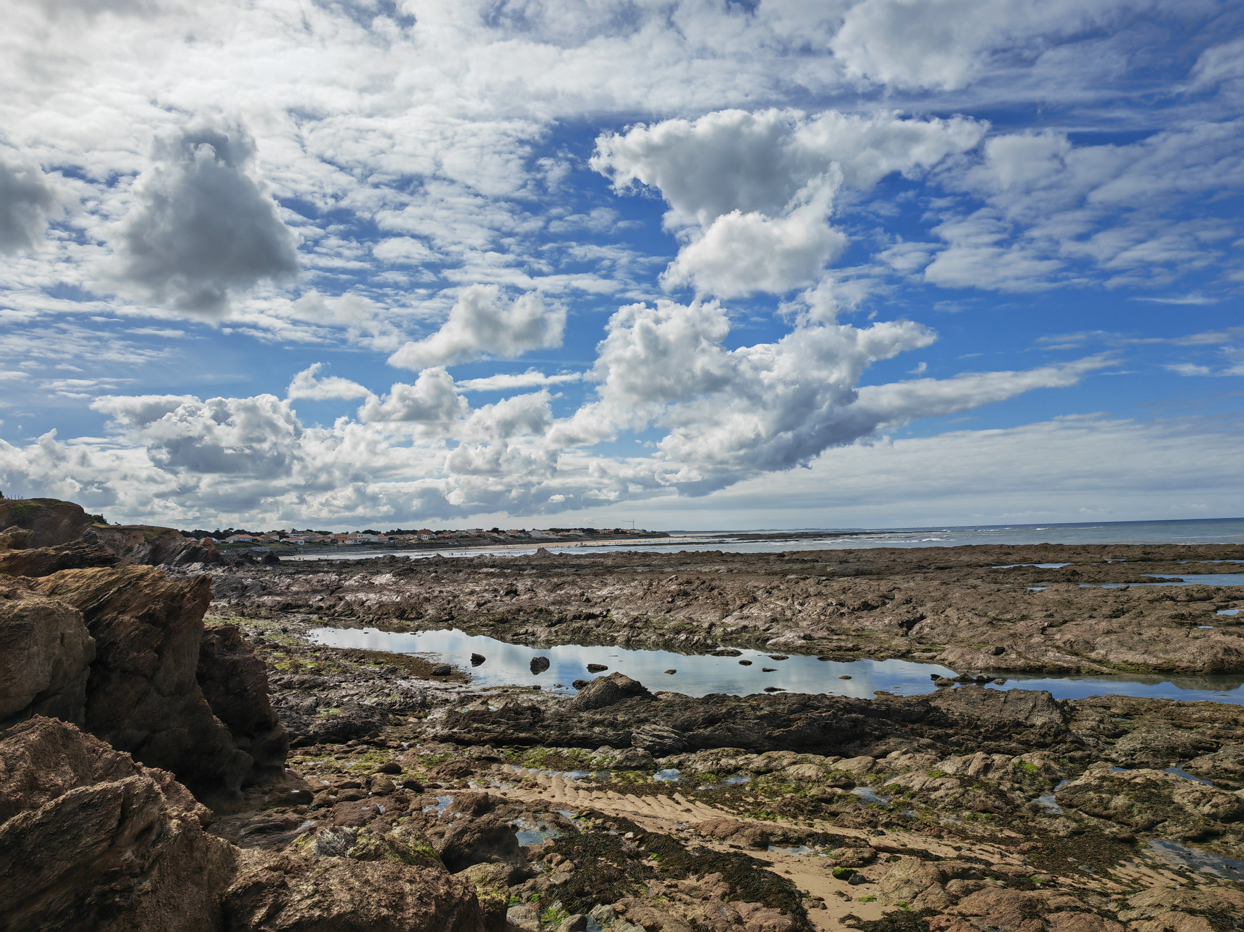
(1, 0, 1242, 530)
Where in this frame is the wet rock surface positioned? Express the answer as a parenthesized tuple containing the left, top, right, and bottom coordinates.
(5, 513, 1244, 931)
(203, 541, 1244, 676)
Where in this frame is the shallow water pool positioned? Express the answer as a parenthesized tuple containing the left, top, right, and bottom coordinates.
(307, 626, 1244, 705)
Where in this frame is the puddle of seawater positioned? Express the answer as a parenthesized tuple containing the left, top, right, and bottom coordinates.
(1166, 765, 1214, 786)
(1034, 794, 1062, 813)
(851, 786, 890, 806)
(654, 769, 681, 782)
(308, 626, 1244, 705)
(1088, 573, 1244, 589)
(995, 563, 1071, 569)
(768, 844, 815, 856)
(308, 626, 961, 698)
(1147, 839, 1244, 879)
(423, 795, 453, 815)
(1219, 609, 1240, 616)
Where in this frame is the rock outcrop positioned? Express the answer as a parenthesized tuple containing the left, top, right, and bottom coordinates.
(197, 624, 289, 786)
(0, 498, 98, 548)
(0, 539, 119, 578)
(0, 717, 488, 932)
(0, 584, 95, 729)
(0, 716, 236, 932)
(0, 498, 217, 567)
(34, 567, 258, 801)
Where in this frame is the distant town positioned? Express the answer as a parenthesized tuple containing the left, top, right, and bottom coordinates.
(185, 525, 666, 551)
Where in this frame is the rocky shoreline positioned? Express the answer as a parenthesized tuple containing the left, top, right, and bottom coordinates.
(3, 498, 1244, 932)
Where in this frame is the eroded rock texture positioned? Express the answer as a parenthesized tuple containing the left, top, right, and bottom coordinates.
(33, 567, 257, 800)
(0, 716, 235, 932)
(0, 717, 488, 932)
(197, 623, 289, 786)
(0, 585, 94, 728)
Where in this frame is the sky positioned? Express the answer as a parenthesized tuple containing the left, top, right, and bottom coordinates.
(1, 0, 1242, 532)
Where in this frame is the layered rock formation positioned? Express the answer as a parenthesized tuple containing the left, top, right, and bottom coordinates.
(0, 498, 217, 568)
(0, 584, 94, 729)
(0, 502, 285, 802)
(0, 717, 487, 932)
(33, 566, 287, 800)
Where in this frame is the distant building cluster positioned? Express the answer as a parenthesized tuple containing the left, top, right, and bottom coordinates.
(195, 526, 651, 548)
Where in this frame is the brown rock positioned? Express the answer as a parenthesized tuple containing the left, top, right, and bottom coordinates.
(435, 811, 530, 874)
(0, 588, 95, 727)
(197, 623, 289, 785)
(0, 499, 96, 549)
(35, 566, 255, 801)
(0, 717, 234, 932)
(222, 851, 487, 932)
(567, 672, 654, 711)
(0, 540, 119, 577)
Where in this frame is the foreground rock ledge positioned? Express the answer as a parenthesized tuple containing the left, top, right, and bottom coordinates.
(0, 717, 488, 932)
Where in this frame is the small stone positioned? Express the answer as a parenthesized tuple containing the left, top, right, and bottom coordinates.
(530, 656, 550, 674)
(992, 645, 1006, 655)
(762, 667, 776, 672)
(738, 660, 753, 666)
(832, 867, 854, 879)
(375, 761, 401, 774)
(993, 678, 1006, 685)
(586, 663, 608, 673)
(572, 679, 590, 689)
(507, 905, 541, 931)
(711, 648, 742, 657)
(663, 669, 676, 674)
(768, 655, 788, 661)
(763, 686, 784, 693)
(817, 656, 832, 661)
(431, 664, 452, 676)
(839, 675, 851, 680)
(848, 873, 869, 885)
(470, 653, 486, 666)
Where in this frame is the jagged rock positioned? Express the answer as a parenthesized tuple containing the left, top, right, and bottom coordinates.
(630, 723, 688, 756)
(568, 672, 653, 711)
(197, 624, 289, 785)
(0, 540, 118, 577)
(0, 718, 489, 931)
(530, 656, 550, 674)
(222, 851, 487, 932)
(0, 526, 32, 550)
(0, 587, 94, 727)
(0, 499, 97, 549)
(34, 566, 256, 801)
(0, 498, 217, 567)
(0, 717, 235, 932)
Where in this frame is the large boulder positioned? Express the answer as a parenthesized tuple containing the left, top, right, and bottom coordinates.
(0, 498, 217, 567)
(222, 852, 487, 932)
(0, 539, 119, 578)
(0, 585, 95, 728)
(197, 624, 289, 785)
(567, 672, 653, 711)
(0, 717, 488, 932)
(34, 566, 255, 801)
(0, 499, 98, 549)
(0, 716, 236, 932)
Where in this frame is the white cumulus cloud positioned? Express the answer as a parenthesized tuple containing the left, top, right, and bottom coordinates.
(287, 363, 372, 401)
(387, 285, 566, 370)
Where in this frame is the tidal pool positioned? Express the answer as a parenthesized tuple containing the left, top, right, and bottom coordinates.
(307, 627, 1244, 705)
